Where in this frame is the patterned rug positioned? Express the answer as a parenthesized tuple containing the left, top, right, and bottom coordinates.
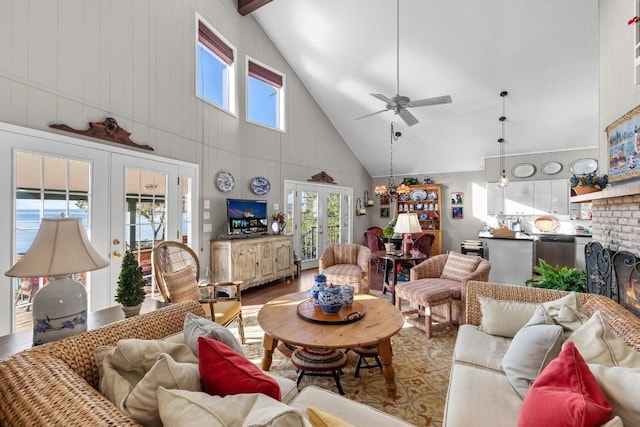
(237, 292, 457, 427)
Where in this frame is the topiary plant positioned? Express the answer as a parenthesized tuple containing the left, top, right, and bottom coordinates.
(115, 250, 146, 307)
(525, 259, 586, 292)
(383, 219, 396, 241)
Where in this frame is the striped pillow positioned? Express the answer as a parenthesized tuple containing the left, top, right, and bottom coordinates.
(163, 266, 200, 303)
(334, 244, 357, 265)
(440, 252, 481, 282)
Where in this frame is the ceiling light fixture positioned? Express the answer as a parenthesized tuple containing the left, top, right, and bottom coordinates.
(375, 123, 411, 200)
(498, 91, 509, 188)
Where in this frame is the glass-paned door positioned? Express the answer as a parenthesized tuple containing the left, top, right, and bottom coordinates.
(284, 181, 352, 270)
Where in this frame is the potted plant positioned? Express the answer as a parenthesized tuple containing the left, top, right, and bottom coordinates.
(525, 259, 587, 292)
(570, 172, 608, 195)
(383, 219, 396, 253)
(115, 250, 146, 317)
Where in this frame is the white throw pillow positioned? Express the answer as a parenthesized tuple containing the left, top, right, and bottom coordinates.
(157, 387, 311, 427)
(477, 295, 539, 338)
(126, 353, 201, 426)
(589, 364, 640, 426)
(183, 312, 244, 356)
(502, 306, 565, 399)
(566, 311, 640, 367)
(540, 292, 588, 337)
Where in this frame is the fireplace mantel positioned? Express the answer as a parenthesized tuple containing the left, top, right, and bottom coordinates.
(570, 182, 640, 203)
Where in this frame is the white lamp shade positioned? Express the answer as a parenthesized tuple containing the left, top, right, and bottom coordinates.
(394, 213, 422, 234)
(5, 218, 109, 278)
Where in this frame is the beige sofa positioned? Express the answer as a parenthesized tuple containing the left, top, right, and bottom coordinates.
(443, 281, 640, 427)
(0, 300, 411, 426)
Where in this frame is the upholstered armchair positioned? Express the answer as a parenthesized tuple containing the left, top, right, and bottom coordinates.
(319, 244, 371, 293)
(396, 252, 491, 333)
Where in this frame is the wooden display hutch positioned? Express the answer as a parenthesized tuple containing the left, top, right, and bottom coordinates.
(210, 234, 295, 291)
(395, 184, 442, 256)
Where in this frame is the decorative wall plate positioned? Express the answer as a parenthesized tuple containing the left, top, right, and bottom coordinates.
(250, 177, 271, 195)
(410, 189, 427, 201)
(541, 161, 562, 175)
(534, 216, 559, 232)
(512, 163, 536, 178)
(216, 171, 235, 192)
(570, 158, 598, 175)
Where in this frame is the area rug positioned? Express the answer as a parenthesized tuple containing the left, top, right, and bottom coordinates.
(237, 293, 456, 427)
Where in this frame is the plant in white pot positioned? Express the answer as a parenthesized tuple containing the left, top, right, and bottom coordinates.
(383, 219, 396, 253)
(115, 250, 146, 317)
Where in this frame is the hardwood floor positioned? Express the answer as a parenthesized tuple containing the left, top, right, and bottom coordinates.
(241, 264, 385, 316)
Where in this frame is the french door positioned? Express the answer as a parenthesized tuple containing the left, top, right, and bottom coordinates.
(284, 181, 352, 270)
(0, 123, 198, 336)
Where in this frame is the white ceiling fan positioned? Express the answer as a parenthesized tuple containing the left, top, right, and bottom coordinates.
(357, 0, 452, 127)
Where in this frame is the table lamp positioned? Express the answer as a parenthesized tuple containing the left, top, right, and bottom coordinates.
(394, 213, 422, 255)
(5, 218, 109, 345)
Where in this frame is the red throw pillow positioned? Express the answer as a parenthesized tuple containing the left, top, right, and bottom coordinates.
(198, 336, 281, 401)
(518, 341, 612, 427)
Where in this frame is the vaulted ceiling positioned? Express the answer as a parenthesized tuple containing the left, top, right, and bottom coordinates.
(252, 0, 599, 178)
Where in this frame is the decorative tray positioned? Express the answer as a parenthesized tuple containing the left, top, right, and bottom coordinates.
(297, 300, 366, 325)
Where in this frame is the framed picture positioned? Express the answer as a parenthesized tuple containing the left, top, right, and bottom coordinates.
(380, 207, 390, 218)
(379, 196, 389, 206)
(452, 207, 463, 219)
(451, 192, 463, 205)
(607, 103, 640, 183)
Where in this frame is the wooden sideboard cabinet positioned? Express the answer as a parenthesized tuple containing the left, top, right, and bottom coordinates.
(210, 235, 295, 290)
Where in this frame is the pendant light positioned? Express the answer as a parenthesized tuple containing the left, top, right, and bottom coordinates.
(498, 91, 509, 187)
(374, 123, 411, 200)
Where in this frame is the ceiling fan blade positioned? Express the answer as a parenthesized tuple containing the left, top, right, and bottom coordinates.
(355, 109, 389, 121)
(371, 93, 396, 106)
(407, 95, 453, 108)
(398, 108, 419, 126)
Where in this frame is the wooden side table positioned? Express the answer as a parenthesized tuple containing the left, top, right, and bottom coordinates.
(377, 250, 427, 305)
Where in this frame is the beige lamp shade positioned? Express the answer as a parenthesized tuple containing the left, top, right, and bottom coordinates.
(394, 213, 422, 235)
(5, 218, 109, 278)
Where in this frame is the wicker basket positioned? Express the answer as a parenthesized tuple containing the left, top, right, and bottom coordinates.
(491, 229, 516, 238)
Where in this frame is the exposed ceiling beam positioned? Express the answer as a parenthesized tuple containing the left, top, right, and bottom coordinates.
(238, 0, 273, 16)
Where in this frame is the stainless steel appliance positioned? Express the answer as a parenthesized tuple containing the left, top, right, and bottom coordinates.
(534, 235, 575, 268)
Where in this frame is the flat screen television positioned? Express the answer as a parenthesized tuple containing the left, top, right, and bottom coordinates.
(227, 198, 268, 235)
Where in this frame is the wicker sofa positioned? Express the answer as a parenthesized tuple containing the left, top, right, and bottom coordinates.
(443, 281, 640, 427)
(0, 300, 411, 426)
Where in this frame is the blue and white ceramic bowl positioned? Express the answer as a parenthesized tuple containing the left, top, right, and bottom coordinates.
(319, 303, 343, 315)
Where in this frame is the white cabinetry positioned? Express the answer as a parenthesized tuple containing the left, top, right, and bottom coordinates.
(211, 235, 294, 291)
(534, 179, 569, 215)
(487, 183, 504, 215)
(504, 181, 535, 215)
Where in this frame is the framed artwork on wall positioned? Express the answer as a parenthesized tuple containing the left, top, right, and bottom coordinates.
(607, 103, 640, 183)
(380, 207, 390, 218)
(452, 207, 463, 219)
(451, 192, 463, 205)
(379, 196, 389, 206)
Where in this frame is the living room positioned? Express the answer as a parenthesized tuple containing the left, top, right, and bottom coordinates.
(2, 0, 640, 425)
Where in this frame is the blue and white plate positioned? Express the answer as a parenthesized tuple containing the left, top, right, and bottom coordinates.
(216, 171, 235, 192)
(410, 190, 427, 201)
(251, 177, 271, 195)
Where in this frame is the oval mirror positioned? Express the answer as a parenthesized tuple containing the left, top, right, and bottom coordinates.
(512, 163, 536, 178)
(541, 161, 563, 175)
(570, 158, 598, 175)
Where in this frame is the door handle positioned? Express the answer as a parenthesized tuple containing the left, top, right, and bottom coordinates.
(113, 239, 120, 245)
(112, 251, 122, 258)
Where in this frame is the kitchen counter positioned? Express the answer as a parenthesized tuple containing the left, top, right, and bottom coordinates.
(478, 231, 591, 240)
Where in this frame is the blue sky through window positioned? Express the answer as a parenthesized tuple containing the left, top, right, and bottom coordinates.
(197, 45, 227, 108)
(248, 76, 278, 128)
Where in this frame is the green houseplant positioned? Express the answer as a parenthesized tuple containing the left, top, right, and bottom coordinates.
(525, 259, 586, 292)
(115, 250, 146, 317)
(383, 219, 396, 252)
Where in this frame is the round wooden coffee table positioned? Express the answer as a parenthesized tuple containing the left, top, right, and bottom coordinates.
(257, 291, 404, 398)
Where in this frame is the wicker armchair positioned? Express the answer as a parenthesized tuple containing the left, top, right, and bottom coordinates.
(395, 253, 491, 335)
(152, 241, 245, 343)
(319, 244, 371, 293)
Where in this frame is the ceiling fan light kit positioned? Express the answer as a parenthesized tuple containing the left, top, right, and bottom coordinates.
(498, 91, 509, 188)
(357, 0, 452, 126)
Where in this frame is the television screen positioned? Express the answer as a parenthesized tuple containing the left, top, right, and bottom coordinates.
(227, 199, 268, 235)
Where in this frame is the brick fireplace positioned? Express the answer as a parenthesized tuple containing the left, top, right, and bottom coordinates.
(589, 191, 640, 317)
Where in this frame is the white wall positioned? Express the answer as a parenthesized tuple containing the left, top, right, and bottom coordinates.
(0, 0, 372, 267)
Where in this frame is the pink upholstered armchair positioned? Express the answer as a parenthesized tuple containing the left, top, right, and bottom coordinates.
(318, 244, 371, 293)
